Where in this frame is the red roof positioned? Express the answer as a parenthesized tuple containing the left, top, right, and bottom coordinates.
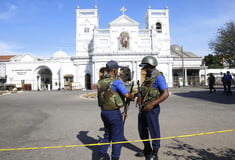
(0, 55, 16, 62)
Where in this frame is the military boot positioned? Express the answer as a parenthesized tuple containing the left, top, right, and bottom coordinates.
(149, 148, 159, 160)
(111, 157, 119, 160)
(145, 154, 151, 160)
(135, 142, 152, 158)
(144, 142, 152, 160)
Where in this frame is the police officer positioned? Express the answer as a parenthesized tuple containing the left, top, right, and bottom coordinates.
(97, 60, 134, 160)
(224, 71, 234, 96)
(136, 56, 169, 160)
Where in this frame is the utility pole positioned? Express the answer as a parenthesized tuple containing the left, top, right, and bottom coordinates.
(181, 46, 185, 86)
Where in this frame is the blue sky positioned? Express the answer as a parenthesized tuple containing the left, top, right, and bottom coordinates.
(0, 0, 234, 58)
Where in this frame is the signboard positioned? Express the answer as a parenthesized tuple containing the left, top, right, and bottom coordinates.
(12, 69, 32, 75)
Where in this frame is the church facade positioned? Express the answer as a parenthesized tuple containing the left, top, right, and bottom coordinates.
(0, 7, 204, 91)
(73, 6, 173, 89)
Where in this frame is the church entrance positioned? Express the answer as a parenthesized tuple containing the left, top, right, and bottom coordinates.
(36, 66, 52, 90)
(85, 73, 91, 89)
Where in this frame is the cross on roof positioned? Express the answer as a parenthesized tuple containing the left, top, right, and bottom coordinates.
(120, 6, 127, 15)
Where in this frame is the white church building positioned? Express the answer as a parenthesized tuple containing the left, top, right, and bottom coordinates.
(0, 6, 204, 91)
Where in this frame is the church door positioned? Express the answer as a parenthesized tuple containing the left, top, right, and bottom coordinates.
(85, 73, 91, 89)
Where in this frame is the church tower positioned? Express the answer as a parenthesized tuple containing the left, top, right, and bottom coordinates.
(145, 7, 170, 56)
(75, 7, 98, 57)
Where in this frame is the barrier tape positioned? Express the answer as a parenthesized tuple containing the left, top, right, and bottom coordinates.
(0, 129, 234, 152)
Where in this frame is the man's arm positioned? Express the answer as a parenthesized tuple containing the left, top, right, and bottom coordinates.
(114, 79, 135, 100)
(143, 89, 169, 111)
(124, 92, 135, 100)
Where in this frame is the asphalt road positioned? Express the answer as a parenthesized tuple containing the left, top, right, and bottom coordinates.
(0, 87, 235, 160)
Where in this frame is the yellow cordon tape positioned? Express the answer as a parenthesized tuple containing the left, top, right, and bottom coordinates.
(0, 129, 234, 152)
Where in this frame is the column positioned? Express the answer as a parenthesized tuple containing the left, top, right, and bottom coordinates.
(131, 61, 135, 82)
(204, 66, 208, 86)
(184, 68, 188, 86)
(168, 62, 173, 87)
(135, 61, 138, 82)
(92, 61, 96, 85)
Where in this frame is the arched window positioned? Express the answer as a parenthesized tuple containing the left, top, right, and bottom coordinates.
(156, 22, 162, 33)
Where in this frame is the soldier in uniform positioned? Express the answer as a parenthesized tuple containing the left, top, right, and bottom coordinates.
(135, 56, 169, 160)
(97, 60, 134, 160)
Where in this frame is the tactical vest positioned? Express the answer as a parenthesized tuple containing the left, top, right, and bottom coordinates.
(141, 70, 161, 105)
(97, 75, 125, 110)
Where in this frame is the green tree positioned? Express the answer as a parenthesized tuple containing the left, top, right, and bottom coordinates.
(209, 21, 235, 67)
(203, 54, 223, 68)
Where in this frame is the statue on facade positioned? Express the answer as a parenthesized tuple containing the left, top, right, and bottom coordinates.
(120, 32, 129, 49)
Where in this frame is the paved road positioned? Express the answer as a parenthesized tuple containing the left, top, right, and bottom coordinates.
(0, 87, 235, 160)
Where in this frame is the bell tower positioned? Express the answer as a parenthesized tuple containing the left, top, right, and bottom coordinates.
(75, 7, 98, 57)
(145, 7, 170, 56)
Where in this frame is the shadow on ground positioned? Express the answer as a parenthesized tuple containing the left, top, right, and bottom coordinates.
(164, 139, 235, 160)
(76, 129, 142, 160)
(172, 87, 235, 104)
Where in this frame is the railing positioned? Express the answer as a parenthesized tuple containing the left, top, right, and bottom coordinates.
(173, 76, 201, 87)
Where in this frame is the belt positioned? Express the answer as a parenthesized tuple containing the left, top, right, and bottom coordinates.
(102, 108, 120, 111)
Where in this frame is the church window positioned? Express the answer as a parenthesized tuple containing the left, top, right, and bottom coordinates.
(119, 32, 129, 50)
(84, 27, 90, 33)
(156, 22, 162, 33)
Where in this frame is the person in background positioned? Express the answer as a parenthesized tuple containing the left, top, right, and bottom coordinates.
(224, 71, 234, 96)
(207, 73, 216, 94)
(99, 67, 107, 80)
(221, 73, 227, 94)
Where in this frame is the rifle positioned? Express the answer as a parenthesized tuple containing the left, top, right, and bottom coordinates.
(123, 81, 134, 124)
(136, 80, 141, 109)
(136, 79, 154, 112)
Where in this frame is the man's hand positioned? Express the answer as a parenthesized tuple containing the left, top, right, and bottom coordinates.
(125, 92, 135, 101)
(143, 103, 154, 111)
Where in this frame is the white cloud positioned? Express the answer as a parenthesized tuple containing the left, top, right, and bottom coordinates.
(0, 3, 17, 20)
(0, 41, 12, 53)
(0, 41, 23, 55)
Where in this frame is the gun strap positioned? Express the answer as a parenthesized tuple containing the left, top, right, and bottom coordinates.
(141, 70, 160, 106)
(142, 80, 154, 105)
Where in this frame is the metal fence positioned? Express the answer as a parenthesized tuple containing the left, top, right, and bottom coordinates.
(173, 76, 201, 87)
